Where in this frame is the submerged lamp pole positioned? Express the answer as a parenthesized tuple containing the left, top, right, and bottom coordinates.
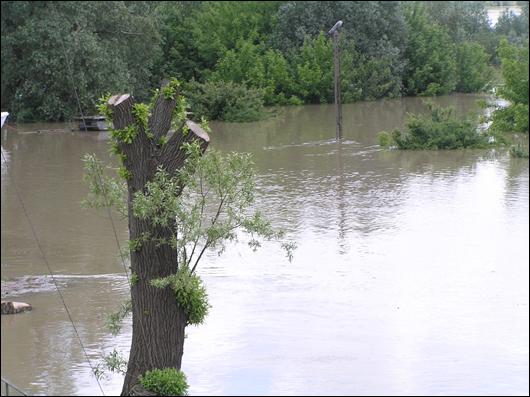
(328, 20, 343, 140)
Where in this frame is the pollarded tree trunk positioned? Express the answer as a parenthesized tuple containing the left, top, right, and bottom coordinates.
(106, 85, 209, 396)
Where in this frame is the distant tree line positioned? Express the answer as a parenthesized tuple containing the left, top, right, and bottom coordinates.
(1, 1, 528, 122)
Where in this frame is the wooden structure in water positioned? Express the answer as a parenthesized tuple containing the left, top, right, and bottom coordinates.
(75, 116, 110, 131)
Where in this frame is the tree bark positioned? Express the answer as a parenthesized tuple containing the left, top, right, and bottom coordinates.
(107, 86, 209, 396)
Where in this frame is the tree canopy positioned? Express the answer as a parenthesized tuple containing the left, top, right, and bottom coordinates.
(1, 1, 161, 121)
(1, 1, 528, 122)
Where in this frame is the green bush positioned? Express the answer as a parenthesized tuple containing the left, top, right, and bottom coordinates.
(182, 80, 266, 122)
(1, 2, 161, 122)
(383, 103, 490, 150)
(139, 368, 189, 396)
(151, 266, 210, 325)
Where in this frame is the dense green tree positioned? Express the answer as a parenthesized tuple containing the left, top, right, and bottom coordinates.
(495, 4, 529, 45)
(210, 30, 404, 106)
(270, 1, 407, 97)
(490, 39, 529, 133)
(2, 1, 528, 122)
(352, 43, 404, 100)
(210, 40, 295, 105)
(403, 3, 457, 96)
(260, 48, 298, 104)
(423, 1, 492, 43)
(455, 42, 493, 92)
(291, 33, 336, 104)
(497, 40, 529, 106)
(152, 2, 205, 82)
(191, 1, 281, 70)
(423, 1, 500, 61)
(270, 1, 406, 55)
(1, 1, 161, 121)
(290, 33, 369, 104)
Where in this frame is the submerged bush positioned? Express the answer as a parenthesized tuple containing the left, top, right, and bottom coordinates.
(139, 368, 188, 396)
(377, 131, 393, 148)
(380, 102, 490, 150)
(510, 143, 529, 158)
(182, 80, 266, 122)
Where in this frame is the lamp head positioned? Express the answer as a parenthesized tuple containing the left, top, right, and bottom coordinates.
(328, 20, 343, 36)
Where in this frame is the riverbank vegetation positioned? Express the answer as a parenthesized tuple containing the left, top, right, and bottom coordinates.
(378, 15, 528, 153)
(1, 1, 528, 122)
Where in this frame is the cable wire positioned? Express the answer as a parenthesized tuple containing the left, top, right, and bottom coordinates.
(1, 148, 106, 396)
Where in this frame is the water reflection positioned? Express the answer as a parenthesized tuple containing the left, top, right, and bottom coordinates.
(335, 141, 348, 254)
(1, 94, 528, 396)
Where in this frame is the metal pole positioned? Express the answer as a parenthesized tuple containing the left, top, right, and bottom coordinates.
(333, 30, 342, 140)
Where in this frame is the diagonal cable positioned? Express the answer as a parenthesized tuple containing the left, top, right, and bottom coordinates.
(1, 149, 106, 396)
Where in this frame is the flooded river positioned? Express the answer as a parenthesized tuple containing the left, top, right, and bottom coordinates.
(1, 94, 529, 396)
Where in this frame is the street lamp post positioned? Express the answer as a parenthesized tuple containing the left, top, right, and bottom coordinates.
(328, 20, 343, 140)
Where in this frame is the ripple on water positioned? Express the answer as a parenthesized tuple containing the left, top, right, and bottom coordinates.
(1, 273, 128, 298)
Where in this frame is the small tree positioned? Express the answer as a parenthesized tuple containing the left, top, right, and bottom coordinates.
(84, 78, 294, 396)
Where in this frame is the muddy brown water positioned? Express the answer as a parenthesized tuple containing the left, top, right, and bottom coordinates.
(1, 94, 528, 395)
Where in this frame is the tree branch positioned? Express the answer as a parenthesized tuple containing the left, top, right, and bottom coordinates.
(108, 94, 135, 130)
(191, 194, 225, 274)
(149, 80, 178, 140)
(187, 168, 207, 267)
(108, 94, 151, 189)
(159, 120, 210, 176)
